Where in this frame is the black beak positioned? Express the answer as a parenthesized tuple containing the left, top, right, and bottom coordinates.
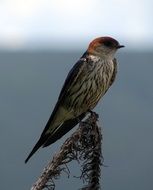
(117, 45, 125, 49)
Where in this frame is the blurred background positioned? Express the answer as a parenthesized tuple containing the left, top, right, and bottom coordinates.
(0, 0, 153, 190)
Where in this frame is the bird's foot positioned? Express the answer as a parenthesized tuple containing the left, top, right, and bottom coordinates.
(87, 110, 99, 119)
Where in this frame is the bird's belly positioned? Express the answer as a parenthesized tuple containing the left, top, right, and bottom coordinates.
(65, 60, 114, 116)
(67, 79, 107, 116)
(81, 78, 107, 110)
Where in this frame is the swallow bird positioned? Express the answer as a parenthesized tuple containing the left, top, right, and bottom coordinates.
(25, 36, 124, 163)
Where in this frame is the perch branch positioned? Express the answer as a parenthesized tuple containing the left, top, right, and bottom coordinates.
(31, 112, 103, 190)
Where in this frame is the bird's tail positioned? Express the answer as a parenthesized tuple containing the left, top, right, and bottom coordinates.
(43, 112, 86, 147)
(25, 132, 50, 163)
(25, 112, 86, 163)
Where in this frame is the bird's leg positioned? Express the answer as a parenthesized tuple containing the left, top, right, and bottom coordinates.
(87, 110, 99, 118)
(88, 109, 94, 115)
(76, 110, 99, 126)
(78, 110, 95, 127)
(88, 109, 97, 116)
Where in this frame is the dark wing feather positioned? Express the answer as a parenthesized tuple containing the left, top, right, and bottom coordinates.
(25, 113, 86, 163)
(39, 52, 88, 136)
(25, 53, 87, 163)
(58, 52, 87, 100)
(25, 132, 50, 163)
(43, 112, 86, 147)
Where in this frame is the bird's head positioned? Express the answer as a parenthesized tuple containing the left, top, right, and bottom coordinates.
(87, 37, 124, 59)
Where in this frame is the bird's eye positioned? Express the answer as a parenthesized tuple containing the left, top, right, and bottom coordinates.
(103, 41, 112, 47)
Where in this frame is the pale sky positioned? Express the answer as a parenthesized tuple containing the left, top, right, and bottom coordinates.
(0, 0, 152, 50)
